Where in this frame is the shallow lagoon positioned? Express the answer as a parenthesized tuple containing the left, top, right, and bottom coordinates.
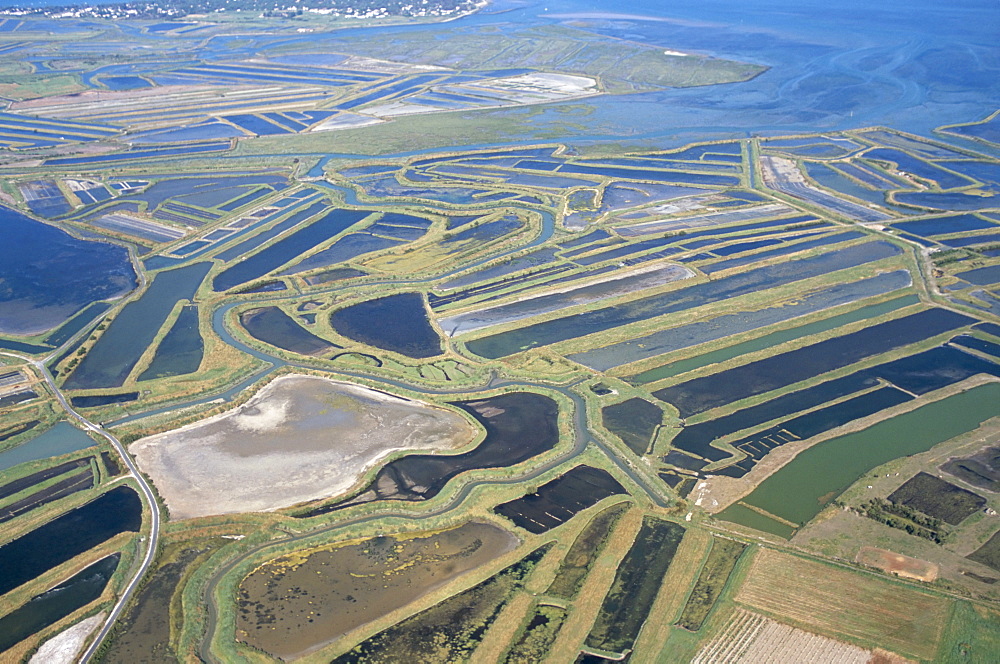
(63, 262, 211, 390)
(286, 0, 1000, 149)
(0, 207, 135, 336)
(0, 554, 119, 654)
(0, 485, 141, 597)
(241, 306, 339, 356)
(330, 293, 442, 359)
(237, 522, 517, 659)
(0, 422, 95, 473)
(130, 375, 476, 519)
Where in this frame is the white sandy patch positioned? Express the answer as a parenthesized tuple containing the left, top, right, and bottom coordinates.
(364, 101, 443, 117)
(483, 72, 597, 95)
(433, 73, 599, 110)
(760, 155, 808, 185)
(231, 398, 289, 432)
(311, 113, 385, 132)
(338, 55, 449, 74)
(29, 613, 104, 664)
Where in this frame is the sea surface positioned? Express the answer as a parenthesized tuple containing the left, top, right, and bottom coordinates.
(261, 0, 1000, 150)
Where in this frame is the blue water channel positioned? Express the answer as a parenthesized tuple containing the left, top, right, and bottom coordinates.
(62, 262, 212, 390)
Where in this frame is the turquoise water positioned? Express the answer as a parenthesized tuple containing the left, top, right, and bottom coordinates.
(728, 383, 1000, 530)
(0, 422, 95, 473)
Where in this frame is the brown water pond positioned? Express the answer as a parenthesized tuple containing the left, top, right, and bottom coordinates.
(236, 521, 517, 660)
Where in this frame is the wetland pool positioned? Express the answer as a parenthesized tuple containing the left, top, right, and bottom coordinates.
(0, 485, 141, 598)
(0, 554, 119, 655)
(62, 262, 212, 390)
(312, 391, 561, 513)
(237, 522, 518, 660)
(240, 306, 339, 356)
(330, 293, 442, 359)
(574, 271, 910, 371)
(0, 422, 95, 473)
(466, 241, 900, 359)
(0, 207, 135, 336)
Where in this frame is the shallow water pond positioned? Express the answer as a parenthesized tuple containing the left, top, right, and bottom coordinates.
(0, 207, 135, 336)
(237, 522, 517, 660)
(330, 293, 442, 358)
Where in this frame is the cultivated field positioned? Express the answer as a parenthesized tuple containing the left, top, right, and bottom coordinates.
(693, 609, 873, 664)
(735, 548, 949, 660)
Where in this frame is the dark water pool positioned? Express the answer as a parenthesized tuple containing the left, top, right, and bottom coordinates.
(301, 391, 560, 515)
(494, 465, 626, 534)
(70, 392, 138, 408)
(137, 305, 203, 381)
(466, 241, 900, 359)
(0, 554, 119, 654)
(240, 306, 339, 356)
(213, 208, 369, 291)
(0, 207, 135, 336)
(0, 486, 141, 597)
(330, 293, 441, 359)
(63, 262, 211, 390)
(654, 308, 973, 416)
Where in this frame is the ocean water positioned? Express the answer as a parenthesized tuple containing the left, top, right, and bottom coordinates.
(9, 0, 990, 148)
(141, 0, 997, 152)
(485, 0, 1000, 147)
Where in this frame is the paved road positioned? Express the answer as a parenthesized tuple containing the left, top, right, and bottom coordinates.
(0, 350, 161, 664)
(0, 249, 157, 663)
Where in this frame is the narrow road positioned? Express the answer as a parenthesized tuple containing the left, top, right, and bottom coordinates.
(1, 335, 160, 662)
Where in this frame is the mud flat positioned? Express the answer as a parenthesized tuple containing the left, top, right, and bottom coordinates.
(237, 522, 517, 660)
(129, 374, 476, 519)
